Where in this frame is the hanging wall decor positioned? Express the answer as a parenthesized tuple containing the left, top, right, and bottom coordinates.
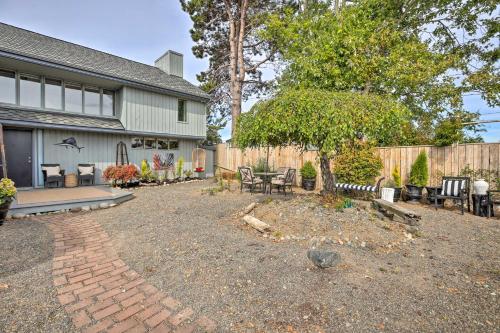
(54, 137, 84, 152)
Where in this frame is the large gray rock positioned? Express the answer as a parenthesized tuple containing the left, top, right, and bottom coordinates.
(307, 250, 341, 269)
(12, 213, 26, 219)
(99, 203, 110, 209)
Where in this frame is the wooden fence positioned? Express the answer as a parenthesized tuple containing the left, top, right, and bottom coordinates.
(215, 142, 500, 188)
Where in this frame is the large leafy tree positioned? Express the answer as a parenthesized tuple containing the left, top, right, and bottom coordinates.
(234, 89, 409, 192)
(263, 0, 499, 144)
(181, 0, 298, 136)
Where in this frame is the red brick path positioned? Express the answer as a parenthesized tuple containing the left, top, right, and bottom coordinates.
(47, 214, 216, 333)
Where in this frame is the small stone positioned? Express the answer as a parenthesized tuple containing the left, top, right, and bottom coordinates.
(90, 204, 99, 210)
(12, 213, 26, 219)
(109, 203, 117, 207)
(81, 206, 91, 211)
(70, 207, 82, 213)
(99, 203, 109, 209)
(307, 250, 341, 268)
(360, 241, 366, 248)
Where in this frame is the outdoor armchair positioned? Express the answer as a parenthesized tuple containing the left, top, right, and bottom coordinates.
(239, 166, 263, 193)
(271, 168, 296, 195)
(41, 164, 65, 188)
(78, 163, 95, 186)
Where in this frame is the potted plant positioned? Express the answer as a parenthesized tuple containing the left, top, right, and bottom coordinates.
(300, 161, 317, 191)
(184, 169, 193, 180)
(405, 151, 428, 203)
(0, 178, 16, 224)
(384, 166, 402, 202)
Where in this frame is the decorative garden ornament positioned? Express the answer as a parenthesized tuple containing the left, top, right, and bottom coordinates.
(473, 179, 489, 195)
(54, 137, 84, 152)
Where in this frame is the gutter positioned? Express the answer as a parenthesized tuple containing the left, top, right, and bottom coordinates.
(0, 50, 211, 103)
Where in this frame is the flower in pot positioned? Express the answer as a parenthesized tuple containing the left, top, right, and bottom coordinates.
(195, 167, 205, 179)
(300, 161, 317, 191)
(386, 166, 403, 202)
(405, 151, 428, 203)
(0, 178, 16, 223)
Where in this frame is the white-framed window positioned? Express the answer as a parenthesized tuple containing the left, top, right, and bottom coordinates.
(0, 69, 16, 104)
(157, 138, 169, 150)
(131, 137, 144, 149)
(169, 140, 179, 150)
(144, 138, 157, 149)
(19, 74, 41, 108)
(0, 67, 115, 116)
(177, 99, 187, 122)
(44, 78, 63, 110)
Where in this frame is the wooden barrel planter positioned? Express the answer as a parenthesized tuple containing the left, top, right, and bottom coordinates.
(65, 173, 78, 188)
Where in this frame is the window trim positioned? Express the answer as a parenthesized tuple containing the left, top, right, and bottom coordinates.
(0, 67, 116, 117)
(177, 99, 187, 123)
(19, 73, 42, 108)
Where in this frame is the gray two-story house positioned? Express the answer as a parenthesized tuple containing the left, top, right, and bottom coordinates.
(0, 23, 210, 188)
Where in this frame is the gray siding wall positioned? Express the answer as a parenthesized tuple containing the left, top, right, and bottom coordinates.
(40, 129, 198, 186)
(119, 87, 206, 138)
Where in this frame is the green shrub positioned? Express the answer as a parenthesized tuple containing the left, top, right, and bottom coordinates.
(332, 143, 382, 184)
(0, 178, 16, 204)
(176, 157, 184, 178)
(252, 157, 269, 173)
(140, 159, 153, 182)
(392, 166, 402, 187)
(409, 151, 428, 187)
(300, 161, 317, 179)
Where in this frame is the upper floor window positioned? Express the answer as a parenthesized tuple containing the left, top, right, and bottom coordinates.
(178, 100, 187, 122)
(65, 82, 82, 112)
(84, 86, 100, 115)
(20, 74, 41, 108)
(0, 68, 115, 116)
(102, 90, 114, 116)
(0, 69, 16, 104)
(45, 78, 62, 110)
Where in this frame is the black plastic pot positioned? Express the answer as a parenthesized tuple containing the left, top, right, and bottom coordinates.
(393, 187, 402, 202)
(405, 184, 423, 203)
(0, 199, 12, 225)
(425, 186, 444, 206)
(302, 178, 316, 191)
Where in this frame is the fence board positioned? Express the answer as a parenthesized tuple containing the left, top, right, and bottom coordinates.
(216, 143, 500, 187)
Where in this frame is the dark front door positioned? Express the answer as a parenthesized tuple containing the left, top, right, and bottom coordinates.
(3, 129, 32, 187)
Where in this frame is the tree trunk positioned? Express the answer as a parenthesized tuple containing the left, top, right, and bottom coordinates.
(320, 152, 335, 194)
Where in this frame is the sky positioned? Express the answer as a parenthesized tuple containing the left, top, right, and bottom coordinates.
(0, 0, 498, 142)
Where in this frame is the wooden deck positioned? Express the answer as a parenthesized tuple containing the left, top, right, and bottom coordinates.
(9, 186, 134, 216)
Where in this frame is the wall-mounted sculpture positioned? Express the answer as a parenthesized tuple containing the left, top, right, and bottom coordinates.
(54, 137, 84, 152)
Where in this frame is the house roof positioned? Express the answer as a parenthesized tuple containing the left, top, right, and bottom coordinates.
(0, 22, 210, 101)
(0, 106, 125, 131)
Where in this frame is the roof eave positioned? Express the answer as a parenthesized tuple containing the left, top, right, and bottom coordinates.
(0, 50, 211, 103)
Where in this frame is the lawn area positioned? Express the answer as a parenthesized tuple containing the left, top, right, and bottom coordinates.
(0, 180, 498, 332)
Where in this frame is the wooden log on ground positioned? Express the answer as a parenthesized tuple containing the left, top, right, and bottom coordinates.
(243, 215, 271, 232)
(243, 202, 256, 215)
(372, 199, 421, 226)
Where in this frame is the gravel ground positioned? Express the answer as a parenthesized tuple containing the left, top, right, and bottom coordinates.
(0, 218, 72, 333)
(87, 181, 499, 332)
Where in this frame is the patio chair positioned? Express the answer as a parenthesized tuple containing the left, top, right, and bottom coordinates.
(271, 168, 296, 195)
(41, 164, 65, 188)
(78, 163, 95, 186)
(487, 190, 499, 218)
(238, 166, 263, 193)
(435, 176, 470, 215)
(274, 167, 290, 180)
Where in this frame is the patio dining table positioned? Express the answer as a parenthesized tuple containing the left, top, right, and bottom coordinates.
(254, 172, 279, 194)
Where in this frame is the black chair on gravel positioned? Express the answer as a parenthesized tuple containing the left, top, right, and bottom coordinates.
(435, 176, 470, 215)
(41, 164, 65, 188)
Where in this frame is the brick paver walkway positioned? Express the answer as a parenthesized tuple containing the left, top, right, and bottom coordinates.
(47, 214, 216, 333)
